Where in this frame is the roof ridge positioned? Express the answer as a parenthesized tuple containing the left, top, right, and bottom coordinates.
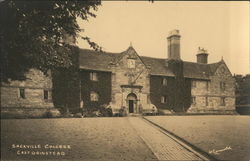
(141, 56, 166, 60)
(79, 48, 121, 55)
(208, 61, 223, 65)
(183, 61, 209, 65)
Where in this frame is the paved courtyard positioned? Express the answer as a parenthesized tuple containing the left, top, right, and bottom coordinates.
(1, 116, 249, 161)
(145, 115, 250, 161)
(1, 117, 208, 161)
(1, 117, 157, 161)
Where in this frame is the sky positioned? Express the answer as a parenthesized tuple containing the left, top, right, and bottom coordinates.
(77, 1, 249, 75)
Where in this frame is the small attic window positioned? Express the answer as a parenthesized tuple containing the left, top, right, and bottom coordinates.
(128, 58, 135, 68)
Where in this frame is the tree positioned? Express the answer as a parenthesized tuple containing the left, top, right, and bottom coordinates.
(235, 75, 250, 105)
(0, 0, 101, 81)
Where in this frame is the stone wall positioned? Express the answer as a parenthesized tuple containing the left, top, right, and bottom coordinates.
(109, 47, 151, 113)
(1, 68, 53, 108)
(188, 63, 236, 113)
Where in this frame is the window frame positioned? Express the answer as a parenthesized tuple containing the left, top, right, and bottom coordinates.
(90, 91, 99, 102)
(205, 97, 208, 106)
(44, 90, 49, 100)
(192, 80, 196, 88)
(19, 88, 25, 99)
(220, 97, 226, 106)
(90, 72, 98, 81)
(206, 81, 210, 91)
(220, 82, 226, 91)
(127, 58, 135, 69)
(162, 78, 167, 86)
(191, 96, 196, 105)
(147, 94, 151, 104)
(161, 96, 167, 104)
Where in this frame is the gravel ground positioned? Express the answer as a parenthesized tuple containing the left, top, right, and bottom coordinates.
(1, 118, 157, 161)
(145, 115, 250, 161)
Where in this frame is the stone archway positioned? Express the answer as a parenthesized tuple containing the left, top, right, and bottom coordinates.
(127, 93, 137, 113)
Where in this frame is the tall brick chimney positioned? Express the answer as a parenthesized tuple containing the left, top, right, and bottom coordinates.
(196, 47, 208, 64)
(167, 30, 181, 60)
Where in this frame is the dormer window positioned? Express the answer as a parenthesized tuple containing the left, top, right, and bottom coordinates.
(128, 59, 135, 68)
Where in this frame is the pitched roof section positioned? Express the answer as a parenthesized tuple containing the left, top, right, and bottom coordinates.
(78, 48, 222, 79)
(140, 56, 174, 76)
(183, 62, 211, 79)
(79, 49, 119, 71)
(208, 61, 224, 74)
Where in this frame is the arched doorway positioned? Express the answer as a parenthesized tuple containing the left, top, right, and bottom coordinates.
(127, 93, 137, 113)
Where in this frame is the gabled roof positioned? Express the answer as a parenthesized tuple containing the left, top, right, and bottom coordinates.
(208, 61, 224, 74)
(78, 47, 224, 79)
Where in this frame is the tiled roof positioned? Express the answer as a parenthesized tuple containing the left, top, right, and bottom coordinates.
(79, 49, 119, 71)
(140, 57, 174, 76)
(208, 61, 224, 74)
(183, 61, 211, 79)
(78, 48, 223, 79)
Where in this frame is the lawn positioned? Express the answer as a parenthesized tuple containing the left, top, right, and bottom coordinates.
(1, 118, 157, 161)
(145, 115, 250, 161)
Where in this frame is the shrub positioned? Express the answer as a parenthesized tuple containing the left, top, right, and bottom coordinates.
(43, 109, 62, 118)
(74, 113, 83, 118)
(97, 104, 113, 117)
(43, 110, 53, 118)
(118, 106, 127, 117)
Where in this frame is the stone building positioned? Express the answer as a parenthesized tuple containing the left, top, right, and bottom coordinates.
(0, 69, 55, 117)
(77, 30, 235, 114)
(0, 30, 236, 115)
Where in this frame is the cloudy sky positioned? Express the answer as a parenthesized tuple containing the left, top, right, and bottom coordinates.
(77, 1, 249, 75)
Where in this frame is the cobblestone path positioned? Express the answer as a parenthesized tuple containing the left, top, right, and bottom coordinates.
(129, 117, 209, 161)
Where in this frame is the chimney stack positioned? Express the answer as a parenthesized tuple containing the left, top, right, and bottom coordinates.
(196, 47, 208, 64)
(167, 30, 181, 60)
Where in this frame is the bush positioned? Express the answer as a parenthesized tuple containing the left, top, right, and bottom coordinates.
(74, 113, 83, 118)
(43, 109, 61, 118)
(118, 106, 127, 117)
(157, 109, 173, 115)
(43, 110, 53, 118)
(97, 104, 113, 117)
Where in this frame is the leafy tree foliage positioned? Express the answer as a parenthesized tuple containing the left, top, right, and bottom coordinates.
(235, 75, 250, 105)
(0, 0, 101, 81)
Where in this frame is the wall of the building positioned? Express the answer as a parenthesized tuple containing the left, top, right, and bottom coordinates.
(80, 70, 112, 110)
(1, 68, 53, 108)
(188, 64, 235, 113)
(150, 76, 192, 112)
(150, 76, 174, 110)
(109, 47, 151, 113)
(52, 67, 80, 112)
